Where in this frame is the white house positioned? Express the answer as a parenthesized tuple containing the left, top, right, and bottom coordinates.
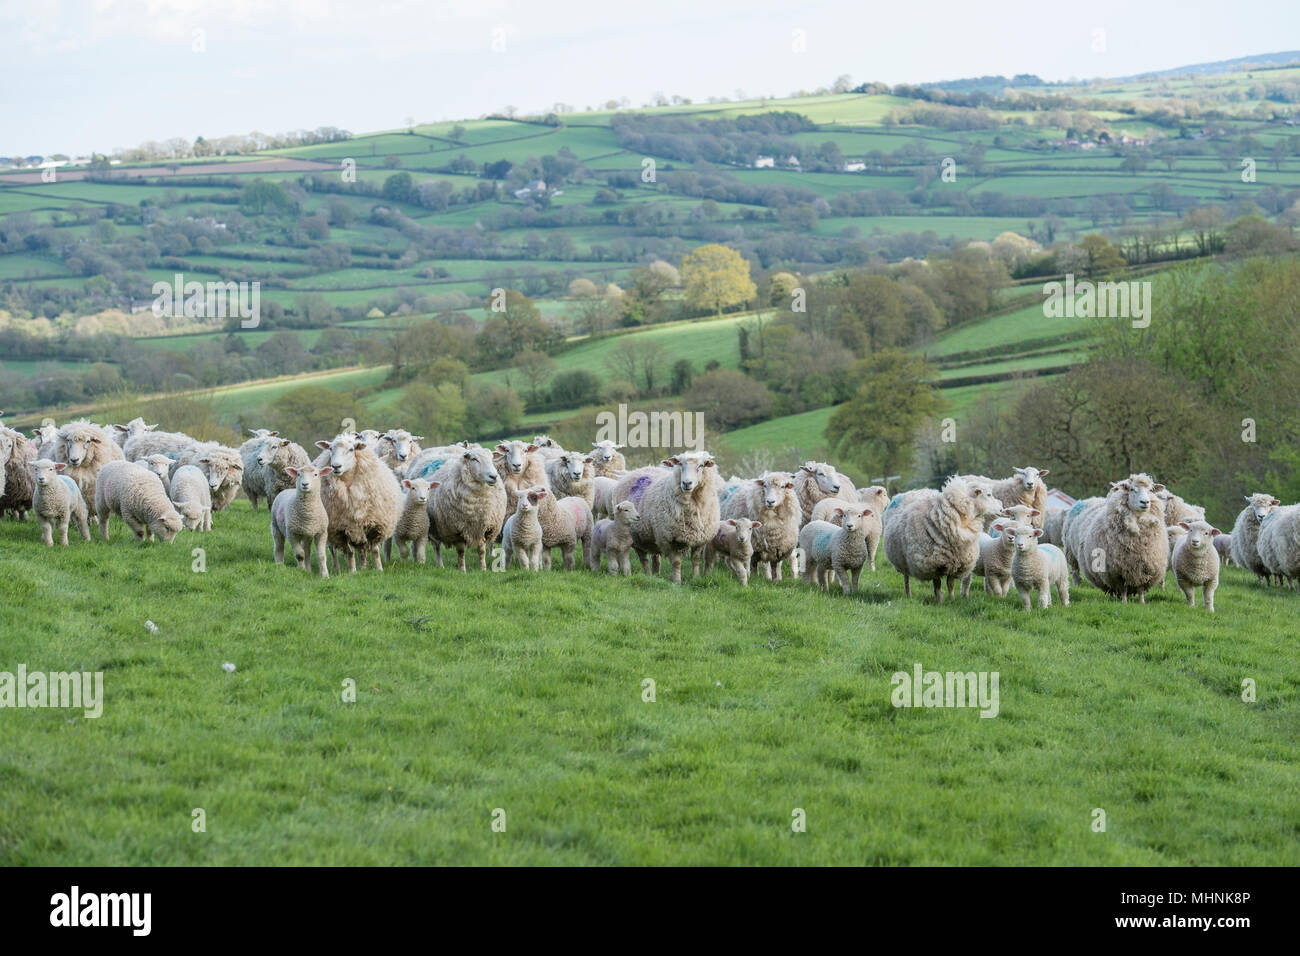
(754, 156, 775, 168)
(842, 161, 866, 172)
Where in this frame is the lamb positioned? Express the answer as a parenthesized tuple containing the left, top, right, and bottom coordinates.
(1009, 525, 1070, 610)
(794, 461, 856, 525)
(545, 450, 596, 507)
(238, 429, 278, 508)
(494, 440, 547, 515)
(503, 486, 547, 570)
(169, 465, 213, 531)
(589, 440, 626, 478)
(960, 467, 1049, 529)
(612, 451, 721, 584)
(270, 464, 335, 577)
(1172, 520, 1222, 611)
(123, 428, 197, 463)
(111, 417, 156, 450)
(424, 445, 507, 572)
(140, 454, 173, 486)
(881, 476, 990, 601)
(31, 459, 90, 546)
(815, 486, 889, 571)
(1077, 474, 1168, 603)
(531, 435, 566, 459)
(589, 500, 641, 575)
(592, 475, 618, 520)
(243, 437, 309, 512)
(720, 471, 801, 580)
(1213, 532, 1234, 567)
(314, 433, 404, 572)
(703, 518, 760, 586)
(93, 460, 184, 543)
(1256, 505, 1300, 590)
(0, 426, 36, 519)
(1157, 489, 1206, 528)
(798, 505, 873, 594)
(973, 520, 1020, 596)
(29, 422, 59, 454)
(53, 419, 126, 518)
(174, 442, 243, 511)
(991, 503, 1039, 535)
(375, 429, 423, 476)
(533, 483, 595, 571)
(1230, 493, 1282, 586)
(384, 478, 436, 564)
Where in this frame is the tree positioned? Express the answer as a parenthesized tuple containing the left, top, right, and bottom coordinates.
(604, 339, 669, 396)
(824, 349, 942, 476)
(403, 381, 467, 443)
(382, 171, 415, 204)
(681, 244, 757, 318)
(1079, 234, 1126, 277)
(683, 369, 772, 431)
(270, 385, 360, 449)
(512, 349, 556, 404)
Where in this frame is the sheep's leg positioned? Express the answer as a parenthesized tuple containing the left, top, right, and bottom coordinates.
(1138, 590, 1146, 604)
(1038, 576, 1050, 608)
(772, 559, 782, 582)
(124, 513, 147, 541)
(97, 507, 111, 541)
(903, 574, 911, 598)
(456, 546, 467, 572)
(691, 547, 703, 578)
(371, 543, 384, 572)
(56, 518, 70, 546)
(383, 538, 394, 563)
(1059, 578, 1069, 606)
(762, 560, 773, 581)
(561, 545, 575, 571)
(478, 542, 489, 571)
(1180, 583, 1194, 606)
(1020, 589, 1032, 611)
(933, 579, 943, 603)
(868, 539, 878, 573)
(1204, 582, 1217, 612)
(946, 575, 956, 600)
(669, 550, 683, 585)
(960, 573, 972, 598)
(803, 559, 816, 585)
(272, 524, 286, 563)
(315, 535, 329, 578)
(652, 554, 661, 575)
(415, 538, 427, 565)
(620, 552, 632, 577)
(348, 547, 358, 573)
(39, 519, 54, 547)
(849, 567, 860, 594)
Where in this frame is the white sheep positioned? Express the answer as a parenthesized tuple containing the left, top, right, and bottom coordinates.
(1009, 525, 1070, 610)
(169, 465, 213, 531)
(1173, 520, 1221, 611)
(424, 445, 507, 572)
(1213, 532, 1234, 567)
(1077, 474, 1168, 603)
(720, 471, 801, 580)
(612, 451, 721, 584)
(174, 442, 243, 511)
(589, 440, 627, 478)
(960, 467, 1049, 528)
(590, 500, 640, 575)
(122, 428, 197, 464)
(111, 417, 157, 450)
(1230, 493, 1281, 586)
(533, 483, 595, 571)
(1042, 507, 1067, 547)
(531, 435, 566, 459)
(244, 436, 310, 512)
(93, 460, 184, 543)
(375, 429, 423, 476)
(270, 464, 335, 577)
(703, 518, 760, 586)
(139, 454, 173, 486)
(0, 426, 36, 519)
(1156, 488, 1206, 528)
(1257, 505, 1300, 591)
(881, 476, 991, 601)
(973, 520, 1020, 596)
(813, 489, 887, 573)
(545, 450, 596, 507)
(794, 461, 856, 525)
(798, 504, 873, 594)
(592, 475, 618, 520)
(314, 433, 404, 572)
(384, 478, 436, 564)
(494, 440, 548, 516)
(1061, 496, 1105, 585)
(54, 419, 126, 519)
(503, 486, 548, 571)
(31, 459, 90, 546)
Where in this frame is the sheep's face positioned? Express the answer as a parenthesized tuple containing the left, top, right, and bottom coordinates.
(667, 452, 714, 493)
(1246, 493, 1280, 522)
(142, 455, 172, 483)
(359, 429, 382, 445)
(247, 428, 275, 442)
(178, 503, 204, 531)
(151, 510, 184, 542)
(31, 458, 66, 488)
(316, 435, 366, 476)
(725, 518, 758, 546)
(591, 440, 622, 465)
(386, 430, 417, 463)
(198, 455, 237, 491)
(289, 465, 331, 495)
(802, 462, 840, 495)
(1113, 476, 1161, 515)
(402, 478, 432, 505)
(257, 438, 290, 466)
(497, 441, 534, 475)
(862, 486, 890, 510)
(757, 472, 795, 510)
(462, 448, 499, 486)
(1016, 466, 1047, 492)
(614, 500, 640, 526)
(839, 508, 861, 533)
(521, 486, 547, 513)
(558, 452, 589, 482)
(59, 427, 101, 467)
(1003, 504, 1040, 525)
(0, 432, 13, 465)
(1180, 520, 1219, 551)
(1012, 526, 1044, 553)
(533, 435, 558, 450)
(972, 490, 999, 518)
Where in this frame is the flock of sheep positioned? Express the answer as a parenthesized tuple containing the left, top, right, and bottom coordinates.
(2, 415, 1298, 613)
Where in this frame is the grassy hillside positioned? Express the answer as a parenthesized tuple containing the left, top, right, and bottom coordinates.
(2, 503, 1296, 865)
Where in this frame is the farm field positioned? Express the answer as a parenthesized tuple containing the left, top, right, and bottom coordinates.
(1, 503, 1296, 865)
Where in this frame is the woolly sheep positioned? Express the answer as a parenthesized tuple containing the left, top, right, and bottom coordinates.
(384, 478, 436, 564)
(503, 486, 548, 571)
(990, 503, 1039, 535)
(881, 476, 990, 601)
(174, 442, 243, 511)
(532, 435, 566, 459)
(238, 429, 278, 508)
(814, 487, 889, 572)
(1213, 532, 1234, 567)
(1173, 520, 1221, 611)
(169, 465, 213, 532)
(1156, 489, 1206, 528)
(545, 450, 596, 507)
(1163, 524, 1188, 588)
(960, 467, 1049, 529)
(93, 460, 184, 543)
(703, 518, 760, 586)
(140, 453, 173, 485)
(1077, 474, 1168, 603)
(1061, 496, 1105, 585)
(1230, 493, 1282, 586)
(612, 451, 721, 584)
(799, 505, 873, 595)
(375, 429, 423, 476)
(29, 422, 59, 454)
(533, 483, 595, 571)
(270, 464, 335, 577)
(589, 440, 626, 478)
(31, 459, 90, 546)
(1257, 505, 1300, 590)
(794, 461, 856, 525)
(973, 520, 1020, 596)
(1042, 507, 1067, 547)
(589, 500, 640, 575)
(493, 440, 547, 516)
(54, 419, 126, 519)
(314, 433, 404, 572)
(592, 475, 618, 520)
(424, 445, 507, 572)
(244, 437, 309, 512)
(111, 417, 156, 450)
(403, 443, 468, 483)
(720, 471, 800, 581)
(1009, 526, 1070, 610)
(0, 426, 36, 519)
(123, 428, 197, 463)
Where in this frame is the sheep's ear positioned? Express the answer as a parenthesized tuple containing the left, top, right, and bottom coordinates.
(428, 480, 439, 488)
(536, 488, 546, 497)
(783, 480, 793, 489)
(29, 429, 40, 438)
(704, 459, 715, 468)
(755, 478, 765, 487)
(315, 440, 331, 450)
(1211, 527, 1221, 536)
(268, 431, 278, 437)
(833, 508, 844, 518)
(113, 424, 127, 432)
(1152, 483, 1165, 493)
(1033, 528, 1043, 538)
(54, 462, 66, 471)
(751, 520, 761, 529)
(199, 457, 211, 464)
(991, 522, 1005, 532)
(1179, 521, 1190, 531)
(403, 479, 412, 489)
(584, 456, 593, 464)
(861, 508, 873, 518)
(318, 466, 333, 476)
(354, 442, 367, 451)
(1272, 498, 1282, 506)
(286, 467, 299, 478)
(412, 436, 424, 442)
(971, 487, 983, 496)
(1039, 469, 1049, 477)
(1244, 495, 1253, 502)
(800, 464, 814, 473)
(591, 441, 599, 448)
(727, 519, 739, 526)
(463, 451, 474, 460)
(661, 458, 674, 467)
(525, 444, 537, 453)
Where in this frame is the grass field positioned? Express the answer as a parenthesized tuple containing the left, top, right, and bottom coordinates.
(2, 502, 1297, 865)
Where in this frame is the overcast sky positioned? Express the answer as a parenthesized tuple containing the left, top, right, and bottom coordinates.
(3, 0, 1298, 156)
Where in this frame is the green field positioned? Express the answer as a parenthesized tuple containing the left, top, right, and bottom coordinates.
(2, 502, 1296, 865)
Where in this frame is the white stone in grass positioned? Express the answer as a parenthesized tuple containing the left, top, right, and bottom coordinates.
(144, 620, 160, 634)
(222, 662, 236, 673)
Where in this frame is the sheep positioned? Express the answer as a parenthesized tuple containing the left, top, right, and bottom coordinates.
(589, 440, 626, 478)
(503, 486, 547, 571)
(424, 445, 507, 572)
(30, 459, 90, 546)
(384, 478, 436, 564)
(140, 454, 173, 486)
(545, 450, 596, 507)
(794, 461, 856, 525)
(991, 503, 1038, 535)
(592, 475, 618, 520)
(1163, 524, 1188, 588)
(169, 464, 213, 531)
(1256, 505, 1300, 590)
(1009, 525, 1070, 610)
(1156, 489, 1206, 528)
(1172, 520, 1221, 611)
(590, 500, 641, 575)
(798, 505, 873, 594)
(375, 428, 423, 477)
(314, 433, 404, 572)
(720, 471, 801, 581)
(111, 417, 156, 450)
(816, 486, 890, 571)
(173, 442, 243, 511)
(531, 435, 566, 459)
(238, 429, 278, 508)
(881, 476, 990, 601)
(1042, 507, 1067, 547)
(270, 464, 335, 577)
(1061, 496, 1105, 585)
(960, 467, 1049, 529)
(1077, 474, 1168, 603)
(53, 419, 126, 519)
(533, 483, 596, 571)
(122, 428, 196, 463)
(494, 440, 548, 515)
(29, 422, 59, 454)
(93, 460, 184, 543)
(404, 443, 469, 483)
(973, 520, 1020, 596)
(244, 437, 309, 512)
(613, 451, 721, 584)
(703, 518, 760, 586)
(1213, 532, 1234, 567)
(0, 426, 36, 519)
(1230, 493, 1282, 586)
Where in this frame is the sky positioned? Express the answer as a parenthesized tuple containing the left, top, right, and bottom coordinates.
(3, 0, 1299, 157)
